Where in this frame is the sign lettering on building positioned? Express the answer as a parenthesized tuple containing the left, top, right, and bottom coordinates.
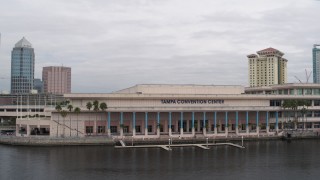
(160, 99, 224, 104)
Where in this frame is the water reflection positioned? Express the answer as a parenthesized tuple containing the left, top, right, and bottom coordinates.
(1, 140, 320, 180)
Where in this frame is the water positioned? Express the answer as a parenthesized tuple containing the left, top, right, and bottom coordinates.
(1, 140, 320, 180)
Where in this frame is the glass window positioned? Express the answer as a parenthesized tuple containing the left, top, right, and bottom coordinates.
(148, 125, 153, 133)
(290, 89, 295, 95)
(297, 89, 303, 95)
(314, 89, 320, 95)
(283, 89, 288, 95)
(110, 126, 117, 133)
(86, 126, 93, 134)
(314, 111, 320, 117)
(97, 126, 105, 133)
(304, 89, 312, 95)
(135, 126, 141, 133)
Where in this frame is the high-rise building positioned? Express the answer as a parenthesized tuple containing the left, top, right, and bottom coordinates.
(42, 66, 71, 94)
(33, 78, 43, 93)
(247, 47, 287, 87)
(313, 44, 320, 83)
(11, 37, 35, 94)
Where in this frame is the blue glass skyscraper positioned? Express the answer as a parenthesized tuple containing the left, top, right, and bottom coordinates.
(11, 37, 35, 94)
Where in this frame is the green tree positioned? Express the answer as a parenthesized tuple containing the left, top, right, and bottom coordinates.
(99, 102, 107, 111)
(86, 102, 92, 111)
(74, 107, 81, 137)
(99, 102, 107, 134)
(93, 100, 99, 134)
(86, 102, 93, 134)
(55, 104, 62, 137)
(67, 104, 73, 137)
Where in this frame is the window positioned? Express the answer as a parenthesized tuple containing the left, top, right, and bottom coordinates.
(110, 126, 117, 133)
(86, 126, 93, 134)
(148, 125, 153, 133)
(135, 126, 141, 133)
(304, 89, 312, 95)
(270, 100, 281, 106)
(97, 126, 105, 133)
(314, 111, 320, 117)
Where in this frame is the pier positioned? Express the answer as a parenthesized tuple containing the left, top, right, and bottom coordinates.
(115, 140, 245, 151)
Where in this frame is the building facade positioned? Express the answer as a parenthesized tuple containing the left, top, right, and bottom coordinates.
(42, 66, 71, 94)
(16, 84, 320, 138)
(33, 78, 43, 93)
(248, 48, 287, 87)
(11, 37, 35, 94)
(313, 44, 320, 83)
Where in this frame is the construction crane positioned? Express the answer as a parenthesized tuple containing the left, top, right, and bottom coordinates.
(294, 69, 312, 83)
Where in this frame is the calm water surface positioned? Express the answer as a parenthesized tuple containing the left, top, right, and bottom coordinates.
(1, 140, 320, 180)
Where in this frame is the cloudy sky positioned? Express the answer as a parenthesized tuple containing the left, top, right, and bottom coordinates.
(0, 0, 319, 93)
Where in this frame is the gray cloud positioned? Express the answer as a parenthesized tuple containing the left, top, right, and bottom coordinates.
(0, 0, 319, 93)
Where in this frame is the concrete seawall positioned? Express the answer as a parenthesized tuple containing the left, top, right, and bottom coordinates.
(0, 136, 115, 146)
(1, 134, 319, 146)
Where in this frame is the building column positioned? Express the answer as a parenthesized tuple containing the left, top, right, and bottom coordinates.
(120, 112, 124, 138)
(276, 111, 279, 133)
(157, 112, 160, 137)
(235, 111, 239, 135)
(107, 112, 111, 136)
(225, 111, 228, 137)
(145, 112, 148, 136)
(246, 111, 249, 135)
(180, 112, 184, 136)
(16, 125, 20, 136)
(203, 112, 207, 136)
(132, 112, 136, 137)
(256, 111, 259, 136)
(169, 112, 172, 136)
(27, 125, 30, 136)
(266, 111, 269, 134)
(93, 120, 97, 135)
(192, 112, 195, 136)
(214, 111, 217, 135)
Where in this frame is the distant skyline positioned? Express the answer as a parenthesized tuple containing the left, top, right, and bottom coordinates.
(0, 0, 319, 93)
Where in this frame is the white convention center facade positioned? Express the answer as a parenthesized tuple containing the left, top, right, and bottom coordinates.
(16, 84, 320, 138)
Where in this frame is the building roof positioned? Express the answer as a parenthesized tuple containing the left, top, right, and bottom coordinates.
(257, 47, 284, 56)
(114, 84, 244, 95)
(15, 37, 32, 48)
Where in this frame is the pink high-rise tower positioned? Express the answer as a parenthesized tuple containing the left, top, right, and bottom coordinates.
(42, 66, 71, 94)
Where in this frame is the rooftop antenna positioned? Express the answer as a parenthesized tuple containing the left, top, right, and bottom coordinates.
(294, 76, 302, 83)
(294, 69, 312, 83)
(305, 69, 312, 83)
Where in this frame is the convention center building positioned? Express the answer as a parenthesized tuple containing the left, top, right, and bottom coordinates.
(16, 83, 320, 138)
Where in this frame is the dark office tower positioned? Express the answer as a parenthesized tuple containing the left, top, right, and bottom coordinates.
(10, 37, 35, 94)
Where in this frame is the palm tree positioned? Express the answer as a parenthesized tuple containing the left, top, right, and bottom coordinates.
(86, 102, 92, 111)
(93, 100, 99, 134)
(55, 104, 62, 137)
(74, 107, 81, 137)
(60, 110, 68, 137)
(86, 102, 93, 135)
(100, 102, 108, 134)
(99, 102, 107, 111)
(67, 104, 73, 137)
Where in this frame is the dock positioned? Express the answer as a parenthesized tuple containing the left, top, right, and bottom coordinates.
(115, 142, 245, 151)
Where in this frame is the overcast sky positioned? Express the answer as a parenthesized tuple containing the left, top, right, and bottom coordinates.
(0, 0, 319, 93)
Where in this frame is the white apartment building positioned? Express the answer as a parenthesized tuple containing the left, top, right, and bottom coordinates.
(248, 48, 287, 87)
